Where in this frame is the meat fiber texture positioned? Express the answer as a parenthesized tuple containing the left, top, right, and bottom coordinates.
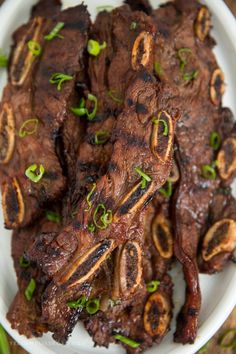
(0, 2, 90, 229)
(3, 0, 236, 353)
(26, 3, 180, 344)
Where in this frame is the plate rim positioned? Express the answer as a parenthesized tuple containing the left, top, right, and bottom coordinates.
(0, 1, 236, 354)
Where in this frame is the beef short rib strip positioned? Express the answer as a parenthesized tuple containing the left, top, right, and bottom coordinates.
(84, 196, 174, 354)
(66, 5, 156, 220)
(198, 188, 236, 274)
(28, 66, 179, 343)
(30, 67, 178, 283)
(0, 4, 90, 229)
(152, 0, 232, 343)
(28, 9, 163, 343)
(7, 214, 62, 338)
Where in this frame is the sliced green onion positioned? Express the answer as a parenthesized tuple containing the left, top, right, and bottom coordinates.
(210, 132, 221, 151)
(0, 52, 8, 68)
(93, 204, 112, 230)
(71, 93, 98, 120)
(18, 118, 39, 138)
(183, 70, 199, 82)
(70, 106, 87, 116)
(67, 295, 87, 309)
(159, 179, 173, 197)
(135, 167, 151, 189)
(19, 255, 30, 268)
(146, 280, 160, 293)
(87, 39, 107, 56)
(86, 298, 100, 315)
(88, 223, 95, 232)
(130, 21, 138, 30)
(107, 90, 123, 104)
(46, 211, 61, 223)
(49, 72, 73, 91)
(0, 324, 10, 354)
(25, 164, 45, 183)
(201, 164, 216, 180)
(113, 334, 140, 349)
(154, 61, 162, 76)
(87, 94, 98, 120)
(96, 5, 114, 13)
(153, 118, 169, 136)
(24, 278, 36, 301)
(218, 329, 236, 349)
(44, 22, 65, 41)
(177, 48, 198, 82)
(85, 183, 96, 211)
(177, 48, 192, 72)
(94, 130, 110, 145)
(27, 40, 42, 57)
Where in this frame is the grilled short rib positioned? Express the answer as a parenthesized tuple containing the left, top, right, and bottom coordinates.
(27, 15, 180, 342)
(152, 0, 234, 344)
(0, 4, 90, 229)
(7, 214, 62, 337)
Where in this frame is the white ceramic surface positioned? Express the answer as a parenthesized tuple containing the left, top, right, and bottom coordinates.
(0, 1, 236, 353)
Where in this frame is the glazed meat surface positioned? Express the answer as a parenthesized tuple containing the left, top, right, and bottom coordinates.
(2, 0, 236, 353)
(0, 4, 90, 229)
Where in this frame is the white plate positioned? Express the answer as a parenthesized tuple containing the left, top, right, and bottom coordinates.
(0, 1, 236, 353)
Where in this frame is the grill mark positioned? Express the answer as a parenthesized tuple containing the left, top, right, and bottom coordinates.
(114, 129, 148, 148)
(65, 239, 112, 286)
(136, 103, 148, 114)
(118, 182, 152, 216)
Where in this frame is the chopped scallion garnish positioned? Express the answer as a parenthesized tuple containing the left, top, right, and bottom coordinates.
(46, 211, 61, 223)
(25, 164, 45, 183)
(85, 183, 96, 211)
(113, 334, 140, 349)
(71, 93, 98, 120)
(159, 179, 173, 197)
(44, 22, 65, 41)
(87, 39, 107, 56)
(27, 40, 42, 57)
(86, 298, 100, 315)
(19, 255, 30, 268)
(218, 329, 236, 349)
(146, 280, 160, 293)
(177, 48, 198, 82)
(210, 132, 221, 151)
(177, 48, 192, 72)
(94, 130, 110, 145)
(135, 167, 151, 189)
(130, 21, 138, 30)
(0, 52, 8, 68)
(67, 295, 87, 309)
(49, 73, 73, 91)
(201, 164, 217, 180)
(0, 325, 10, 354)
(154, 61, 162, 76)
(88, 223, 95, 232)
(183, 70, 199, 82)
(93, 204, 113, 230)
(152, 116, 169, 136)
(107, 90, 123, 104)
(24, 278, 36, 301)
(18, 118, 39, 138)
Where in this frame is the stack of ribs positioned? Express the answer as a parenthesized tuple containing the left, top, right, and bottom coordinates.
(0, 0, 235, 353)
